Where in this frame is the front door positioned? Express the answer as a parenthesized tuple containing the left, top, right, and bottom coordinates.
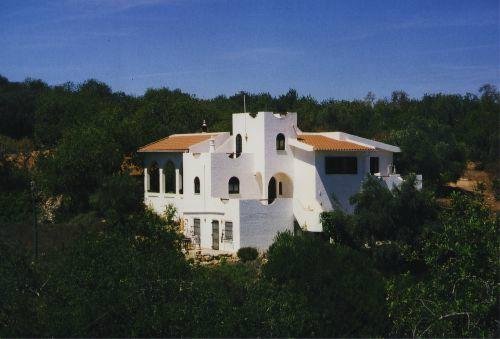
(212, 220, 219, 250)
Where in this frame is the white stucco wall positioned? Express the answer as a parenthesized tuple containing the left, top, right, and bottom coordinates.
(210, 153, 260, 199)
(239, 198, 294, 250)
(315, 151, 371, 213)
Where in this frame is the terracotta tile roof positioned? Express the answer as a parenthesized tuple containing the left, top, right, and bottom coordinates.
(297, 134, 373, 151)
(138, 133, 219, 152)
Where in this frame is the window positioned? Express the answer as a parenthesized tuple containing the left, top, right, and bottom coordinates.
(193, 218, 201, 239)
(276, 133, 285, 150)
(194, 177, 200, 194)
(325, 156, 358, 174)
(148, 162, 160, 193)
(370, 157, 380, 174)
(235, 134, 242, 155)
(278, 181, 283, 195)
(228, 177, 240, 194)
(164, 161, 175, 193)
(224, 221, 233, 241)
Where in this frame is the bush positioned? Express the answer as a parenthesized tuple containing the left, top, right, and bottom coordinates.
(237, 247, 258, 262)
(263, 231, 389, 337)
(0, 190, 32, 224)
(89, 173, 143, 222)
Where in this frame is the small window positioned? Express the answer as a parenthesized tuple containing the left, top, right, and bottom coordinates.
(276, 133, 285, 150)
(194, 177, 200, 194)
(278, 182, 283, 195)
(370, 157, 380, 174)
(235, 134, 242, 155)
(224, 221, 233, 241)
(325, 157, 358, 174)
(193, 218, 201, 238)
(228, 177, 240, 194)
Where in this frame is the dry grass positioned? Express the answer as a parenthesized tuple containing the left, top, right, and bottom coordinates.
(446, 162, 499, 212)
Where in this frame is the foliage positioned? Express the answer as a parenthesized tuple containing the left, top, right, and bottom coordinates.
(0, 241, 39, 337)
(36, 124, 123, 215)
(263, 231, 389, 337)
(0, 190, 32, 224)
(387, 118, 467, 189)
(323, 175, 438, 247)
(237, 246, 259, 262)
(37, 210, 187, 337)
(387, 192, 499, 337)
(89, 173, 143, 222)
(322, 175, 438, 275)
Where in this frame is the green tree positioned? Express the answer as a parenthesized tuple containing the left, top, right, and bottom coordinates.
(36, 124, 123, 215)
(0, 242, 39, 336)
(263, 231, 389, 337)
(89, 173, 143, 223)
(38, 210, 187, 337)
(387, 192, 498, 337)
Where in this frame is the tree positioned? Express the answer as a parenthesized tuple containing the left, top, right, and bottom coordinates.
(89, 173, 143, 223)
(263, 231, 389, 337)
(38, 210, 187, 337)
(0, 241, 39, 337)
(386, 118, 467, 189)
(387, 191, 498, 337)
(321, 175, 438, 274)
(36, 124, 123, 215)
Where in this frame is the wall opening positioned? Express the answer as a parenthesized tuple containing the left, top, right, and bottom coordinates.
(148, 162, 160, 193)
(268, 177, 277, 204)
(164, 161, 176, 193)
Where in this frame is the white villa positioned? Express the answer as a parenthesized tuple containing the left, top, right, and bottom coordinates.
(139, 111, 420, 253)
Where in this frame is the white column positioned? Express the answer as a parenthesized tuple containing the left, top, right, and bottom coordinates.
(159, 168, 165, 194)
(144, 167, 149, 193)
(175, 168, 180, 194)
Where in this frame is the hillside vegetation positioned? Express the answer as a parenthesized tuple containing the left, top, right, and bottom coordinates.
(0, 75, 498, 337)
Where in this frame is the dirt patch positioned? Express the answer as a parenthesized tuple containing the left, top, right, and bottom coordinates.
(447, 162, 499, 212)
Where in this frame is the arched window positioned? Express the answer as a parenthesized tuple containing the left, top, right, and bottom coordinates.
(276, 133, 285, 150)
(194, 177, 200, 194)
(148, 162, 160, 193)
(235, 134, 242, 155)
(228, 177, 240, 194)
(164, 161, 176, 193)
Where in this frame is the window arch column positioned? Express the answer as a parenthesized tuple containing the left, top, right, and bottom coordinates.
(175, 167, 180, 194)
(144, 167, 149, 192)
(159, 167, 165, 194)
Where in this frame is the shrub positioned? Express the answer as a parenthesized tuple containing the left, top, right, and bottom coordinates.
(0, 190, 32, 224)
(237, 247, 258, 262)
(263, 231, 389, 337)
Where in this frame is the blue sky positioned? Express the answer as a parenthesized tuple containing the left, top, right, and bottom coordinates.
(1, 0, 498, 100)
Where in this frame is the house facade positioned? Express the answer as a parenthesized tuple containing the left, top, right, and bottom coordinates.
(139, 111, 421, 253)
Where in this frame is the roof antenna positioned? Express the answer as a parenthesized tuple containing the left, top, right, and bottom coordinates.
(201, 119, 207, 133)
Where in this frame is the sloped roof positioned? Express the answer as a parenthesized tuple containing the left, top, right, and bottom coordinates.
(297, 134, 373, 151)
(138, 133, 220, 152)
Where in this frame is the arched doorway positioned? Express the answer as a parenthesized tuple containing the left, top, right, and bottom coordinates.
(268, 177, 277, 204)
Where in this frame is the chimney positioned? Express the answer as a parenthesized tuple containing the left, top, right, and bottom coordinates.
(201, 120, 207, 133)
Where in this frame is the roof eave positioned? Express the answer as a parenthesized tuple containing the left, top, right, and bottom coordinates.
(137, 149, 188, 153)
